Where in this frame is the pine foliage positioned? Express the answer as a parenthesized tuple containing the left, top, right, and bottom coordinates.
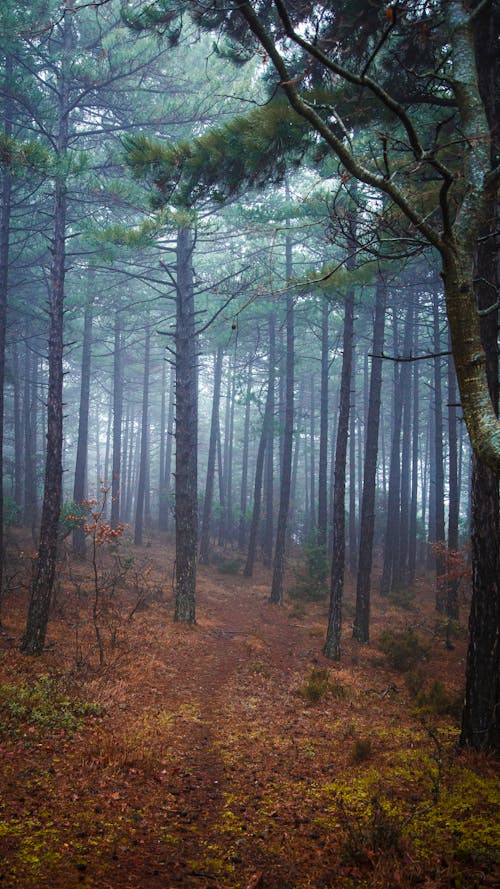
(123, 97, 313, 208)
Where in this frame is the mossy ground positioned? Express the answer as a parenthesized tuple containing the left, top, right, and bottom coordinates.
(0, 534, 498, 888)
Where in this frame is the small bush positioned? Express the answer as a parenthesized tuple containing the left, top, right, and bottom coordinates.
(351, 737, 372, 763)
(338, 796, 404, 864)
(289, 535, 329, 601)
(415, 679, 462, 718)
(216, 559, 241, 575)
(288, 602, 306, 620)
(405, 667, 427, 697)
(388, 586, 416, 611)
(378, 628, 430, 672)
(299, 667, 346, 703)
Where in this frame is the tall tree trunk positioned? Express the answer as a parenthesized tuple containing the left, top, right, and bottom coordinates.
(224, 366, 236, 541)
(12, 343, 23, 518)
(261, 314, 275, 568)
(22, 341, 37, 538)
(446, 336, 460, 620)
(174, 226, 197, 623)
(244, 347, 274, 578)
(199, 346, 223, 563)
(238, 359, 252, 548)
(270, 233, 294, 605)
(158, 357, 167, 528)
(22, 15, 71, 655)
(353, 273, 386, 643)
(317, 297, 329, 549)
(408, 308, 420, 583)
(0, 54, 13, 611)
(161, 364, 175, 533)
(308, 374, 316, 535)
(432, 288, 447, 611)
(460, 0, 499, 751)
(380, 304, 402, 596)
(134, 325, 151, 546)
(72, 280, 93, 558)
(397, 300, 414, 586)
(110, 313, 123, 529)
(324, 287, 355, 660)
(348, 359, 357, 575)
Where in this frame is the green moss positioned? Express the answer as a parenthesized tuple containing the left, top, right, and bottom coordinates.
(0, 674, 104, 738)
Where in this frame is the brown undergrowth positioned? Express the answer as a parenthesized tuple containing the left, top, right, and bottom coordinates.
(0, 531, 498, 889)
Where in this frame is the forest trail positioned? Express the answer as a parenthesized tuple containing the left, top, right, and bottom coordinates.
(0, 545, 498, 889)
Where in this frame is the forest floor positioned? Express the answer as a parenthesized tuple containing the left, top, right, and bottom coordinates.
(0, 531, 498, 889)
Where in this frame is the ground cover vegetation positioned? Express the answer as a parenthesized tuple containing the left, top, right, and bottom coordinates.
(0, 1, 498, 886)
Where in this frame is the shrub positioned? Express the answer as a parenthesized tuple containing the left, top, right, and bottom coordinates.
(378, 628, 430, 672)
(416, 680, 462, 719)
(351, 737, 373, 763)
(299, 667, 347, 703)
(338, 796, 404, 864)
(388, 586, 416, 611)
(289, 534, 329, 601)
(216, 559, 241, 575)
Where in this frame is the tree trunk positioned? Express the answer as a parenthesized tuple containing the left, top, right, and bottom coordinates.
(324, 287, 354, 660)
(134, 325, 151, 546)
(270, 234, 294, 605)
(460, 0, 499, 751)
(432, 287, 447, 611)
(0, 54, 13, 611)
(244, 346, 274, 578)
(73, 280, 93, 558)
(397, 300, 414, 587)
(174, 226, 197, 623)
(348, 360, 357, 575)
(110, 313, 123, 529)
(261, 314, 275, 568)
(408, 309, 420, 584)
(21, 16, 71, 655)
(446, 336, 460, 621)
(161, 364, 175, 532)
(317, 297, 329, 549)
(199, 346, 223, 563)
(12, 343, 23, 519)
(238, 359, 252, 548)
(380, 303, 402, 596)
(353, 273, 386, 643)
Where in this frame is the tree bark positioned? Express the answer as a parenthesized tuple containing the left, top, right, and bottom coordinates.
(270, 233, 294, 605)
(199, 346, 223, 563)
(460, 0, 499, 751)
(380, 303, 402, 597)
(72, 278, 94, 558)
(353, 273, 386, 643)
(244, 341, 274, 578)
(317, 297, 329, 549)
(22, 14, 71, 655)
(238, 359, 252, 548)
(0, 54, 13, 611)
(110, 313, 123, 529)
(261, 314, 275, 567)
(324, 287, 354, 660)
(432, 287, 447, 611)
(134, 324, 151, 546)
(174, 226, 197, 623)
